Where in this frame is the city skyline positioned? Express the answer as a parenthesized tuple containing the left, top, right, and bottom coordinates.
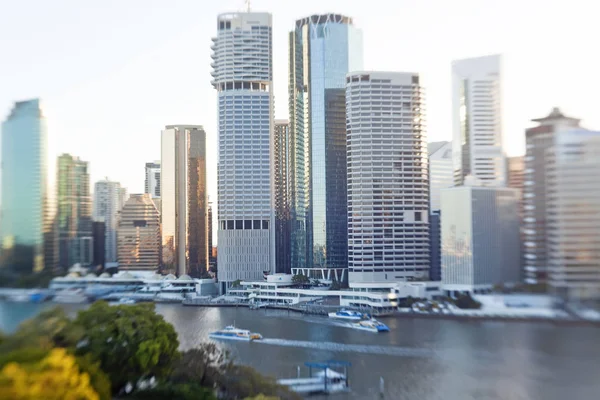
(2, 0, 598, 248)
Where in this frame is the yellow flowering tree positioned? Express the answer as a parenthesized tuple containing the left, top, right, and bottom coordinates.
(0, 348, 99, 400)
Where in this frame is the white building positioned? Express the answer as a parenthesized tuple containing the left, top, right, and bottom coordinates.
(211, 12, 275, 289)
(346, 71, 429, 283)
(144, 161, 160, 198)
(428, 141, 453, 211)
(451, 54, 506, 186)
(546, 129, 600, 302)
(441, 184, 521, 294)
(92, 179, 124, 263)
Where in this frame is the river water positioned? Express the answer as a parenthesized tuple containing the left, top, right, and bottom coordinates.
(1, 301, 599, 400)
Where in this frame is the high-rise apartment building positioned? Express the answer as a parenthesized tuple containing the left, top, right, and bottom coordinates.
(211, 12, 275, 286)
(144, 161, 161, 198)
(289, 14, 363, 270)
(117, 194, 161, 271)
(346, 71, 429, 283)
(451, 54, 506, 186)
(161, 125, 208, 277)
(523, 108, 581, 284)
(56, 154, 93, 268)
(92, 220, 105, 269)
(274, 120, 291, 274)
(546, 129, 600, 302)
(92, 179, 123, 263)
(0, 99, 50, 273)
(441, 185, 521, 293)
(208, 201, 214, 268)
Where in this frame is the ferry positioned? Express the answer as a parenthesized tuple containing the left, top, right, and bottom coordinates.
(348, 319, 390, 333)
(327, 309, 365, 321)
(209, 326, 263, 341)
(53, 288, 89, 304)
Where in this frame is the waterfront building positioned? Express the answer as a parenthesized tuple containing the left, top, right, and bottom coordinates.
(428, 141, 453, 281)
(546, 129, 600, 303)
(117, 194, 161, 271)
(161, 125, 208, 277)
(289, 13, 363, 270)
(523, 108, 581, 284)
(441, 184, 521, 293)
(346, 71, 429, 283)
(211, 12, 275, 287)
(92, 178, 124, 263)
(274, 119, 291, 274)
(0, 99, 51, 273)
(56, 154, 93, 268)
(451, 54, 506, 186)
(144, 161, 161, 198)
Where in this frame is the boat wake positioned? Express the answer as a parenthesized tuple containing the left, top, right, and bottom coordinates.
(257, 338, 434, 358)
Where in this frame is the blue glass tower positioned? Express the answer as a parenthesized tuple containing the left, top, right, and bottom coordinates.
(0, 99, 49, 273)
(289, 14, 363, 269)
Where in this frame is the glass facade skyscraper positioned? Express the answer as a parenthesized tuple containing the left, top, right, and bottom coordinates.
(160, 125, 208, 277)
(212, 12, 275, 287)
(274, 120, 291, 274)
(289, 14, 363, 270)
(0, 99, 49, 273)
(92, 178, 124, 263)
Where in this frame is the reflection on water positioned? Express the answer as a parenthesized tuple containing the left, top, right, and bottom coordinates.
(1, 302, 599, 399)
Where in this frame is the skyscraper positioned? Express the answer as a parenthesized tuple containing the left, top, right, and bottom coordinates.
(92, 178, 124, 263)
(211, 12, 274, 286)
(546, 129, 600, 302)
(523, 108, 581, 284)
(208, 201, 214, 268)
(56, 154, 93, 268)
(0, 99, 50, 274)
(346, 71, 429, 283)
(117, 194, 161, 271)
(144, 161, 161, 198)
(441, 185, 521, 294)
(274, 120, 291, 274)
(161, 125, 208, 277)
(451, 54, 506, 186)
(289, 13, 363, 270)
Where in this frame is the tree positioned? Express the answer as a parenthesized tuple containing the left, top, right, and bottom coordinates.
(291, 274, 309, 285)
(245, 395, 281, 400)
(231, 280, 242, 288)
(171, 344, 232, 389)
(73, 301, 179, 394)
(0, 348, 100, 400)
(126, 383, 215, 400)
(217, 365, 301, 400)
(454, 293, 482, 310)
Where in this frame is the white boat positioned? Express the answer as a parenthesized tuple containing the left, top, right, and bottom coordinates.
(278, 368, 348, 394)
(209, 326, 263, 341)
(328, 309, 365, 321)
(53, 288, 89, 304)
(348, 319, 390, 333)
(118, 297, 136, 304)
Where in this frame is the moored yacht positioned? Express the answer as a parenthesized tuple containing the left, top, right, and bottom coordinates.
(347, 319, 390, 333)
(328, 309, 365, 321)
(53, 288, 89, 304)
(209, 326, 263, 341)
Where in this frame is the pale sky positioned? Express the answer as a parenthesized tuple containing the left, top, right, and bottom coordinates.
(2, 0, 599, 241)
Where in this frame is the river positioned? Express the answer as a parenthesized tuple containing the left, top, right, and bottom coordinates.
(1, 301, 598, 399)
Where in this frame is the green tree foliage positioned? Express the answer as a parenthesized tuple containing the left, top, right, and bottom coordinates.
(291, 274, 309, 285)
(171, 344, 232, 389)
(75, 354, 112, 400)
(217, 365, 301, 400)
(245, 395, 281, 400)
(454, 293, 482, 309)
(231, 279, 242, 288)
(127, 382, 216, 400)
(73, 301, 179, 393)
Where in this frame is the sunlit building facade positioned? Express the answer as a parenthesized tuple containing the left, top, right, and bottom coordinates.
(346, 71, 429, 283)
(274, 120, 291, 274)
(117, 194, 161, 271)
(160, 125, 208, 277)
(212, 12, 275, 286)
(451, 54, 506, 186)
(0, 99, 50, 273)
(289, 13, 363, 270)
(56, 154, 93, 268)
(92, 178, 124, 263)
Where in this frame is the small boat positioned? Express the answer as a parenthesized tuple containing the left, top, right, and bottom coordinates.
(328, 309, 365, 321)
(209, 326, 263, 341)
(348, 319, 390, 333)
(53, 288, 89, 304)
(118, 297, 136, 304)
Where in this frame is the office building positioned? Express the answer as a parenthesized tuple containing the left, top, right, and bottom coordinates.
(144, 161, 161, 198)
(451, 54, 506, 186)
(92, 221, 105, 269)
(161, 125, 208, 277)
(289, 13, 363, 270)
(441, 184, 521, 293)
(0, 99, 50, 273)
(507, 156, 524, 216)
(208, 201, 214, 268)
(56, 154, 93, 268)
(274, 119, 291, 274)
(346, 71, 429, 283)
(92, 178, 123, 263)
(546, 129, 600, 302)
(523, 108, 581, 284)
(211, 12, 274, 286)
(117, 194, 161, 271)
